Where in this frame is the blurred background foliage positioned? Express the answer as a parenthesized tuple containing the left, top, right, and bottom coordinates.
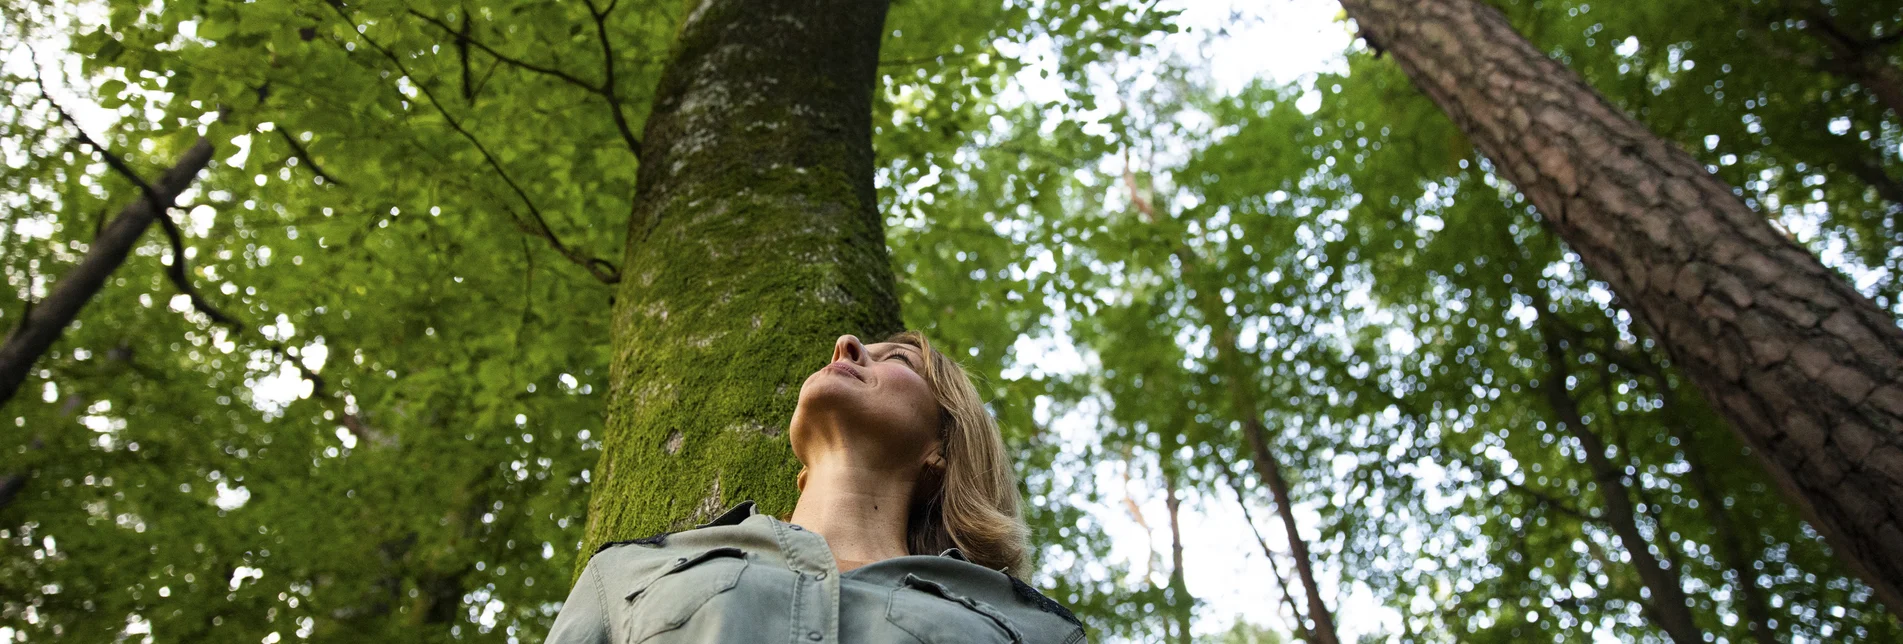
(3, 0, 1902, 642)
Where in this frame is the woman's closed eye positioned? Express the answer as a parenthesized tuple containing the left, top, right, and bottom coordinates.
(886, 353, 914, 367)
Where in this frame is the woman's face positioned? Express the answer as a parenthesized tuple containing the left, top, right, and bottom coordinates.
(790, 334, 942, 471)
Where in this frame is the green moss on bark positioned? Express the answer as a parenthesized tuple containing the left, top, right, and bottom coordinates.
(578, 0, 900, 578)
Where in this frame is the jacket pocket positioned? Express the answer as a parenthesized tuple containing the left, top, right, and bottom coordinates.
(886, 573, 1023, 644)
(621, 546, 749, 644)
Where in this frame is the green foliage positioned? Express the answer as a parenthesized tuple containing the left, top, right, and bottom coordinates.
(8, 0, 1903, 641)
(0, 0, 1164, 639)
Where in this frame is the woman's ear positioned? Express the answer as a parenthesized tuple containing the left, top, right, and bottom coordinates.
(796, 467, 809, 492)
(922, 438, 947, 470)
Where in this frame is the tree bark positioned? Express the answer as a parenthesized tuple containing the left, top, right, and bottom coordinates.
(0, 138, 214, 407)
(1535, 308, 1704, 644)
(1340, 0, 1903, 613)
(580, 0, 902, 560)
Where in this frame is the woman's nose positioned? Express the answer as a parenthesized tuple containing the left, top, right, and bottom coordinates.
(832, 334, 865, 364)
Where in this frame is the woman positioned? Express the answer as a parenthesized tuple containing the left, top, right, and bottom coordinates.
(548, 332, 1087, 643)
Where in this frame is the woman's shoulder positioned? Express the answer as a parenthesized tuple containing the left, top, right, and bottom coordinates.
(848, 553, 1087, 643)
(995, 573, 1088, 643)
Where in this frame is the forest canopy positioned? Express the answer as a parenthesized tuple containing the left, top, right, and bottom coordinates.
(3, 0, 1902, 642)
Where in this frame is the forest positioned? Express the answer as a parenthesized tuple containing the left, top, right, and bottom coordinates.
(4, 0, 1903, 641)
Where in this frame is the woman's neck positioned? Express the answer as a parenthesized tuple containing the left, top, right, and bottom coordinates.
(788, 462, 916, 571)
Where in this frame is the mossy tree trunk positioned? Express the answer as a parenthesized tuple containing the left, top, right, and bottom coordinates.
(1340, 0, 1903, 613)
(580, 0, 902, 563)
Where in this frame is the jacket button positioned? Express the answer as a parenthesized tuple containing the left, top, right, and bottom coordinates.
(807, 631, 822, 641)
(674, 557, 687, 564)
(790, 525, 804, 531)
(815, 572, 827, 580)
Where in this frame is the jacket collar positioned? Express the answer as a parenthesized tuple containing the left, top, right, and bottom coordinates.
(696, 500, 759, 528)
(699, 500, 971, 562)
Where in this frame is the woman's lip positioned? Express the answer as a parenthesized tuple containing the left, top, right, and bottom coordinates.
(823, 361, 866, 382)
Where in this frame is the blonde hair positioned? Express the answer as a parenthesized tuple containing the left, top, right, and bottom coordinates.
(885, 330, 1029, 576)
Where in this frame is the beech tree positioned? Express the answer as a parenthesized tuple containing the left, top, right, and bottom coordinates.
(576, 0, 905, 553)
(1339, 0, 1903, 614)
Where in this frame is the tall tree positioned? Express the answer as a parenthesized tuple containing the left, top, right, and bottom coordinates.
(1125, 167, 1343, 644)
(579, 0, 903, 554)
(1339, 0, 1903, 612)
(1161, 463, 1193, 644)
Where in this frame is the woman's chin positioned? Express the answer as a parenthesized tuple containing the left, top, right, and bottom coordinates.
(795, 375, 861, 408)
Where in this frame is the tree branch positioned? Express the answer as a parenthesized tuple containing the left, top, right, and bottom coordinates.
(16, 71, 378, 439)
(0, 126, 214, 405)
(275, 128, 347, 186)
(405, 9, 604, 95)
(32, 77, 238, 328)
(581, 0, 644, 161)
(334, 4, 621, 284)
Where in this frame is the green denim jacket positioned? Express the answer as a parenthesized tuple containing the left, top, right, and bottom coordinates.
(547, 501, 1087, 644)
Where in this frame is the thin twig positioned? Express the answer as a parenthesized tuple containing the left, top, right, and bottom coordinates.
(30, 61, 375, 438)
(405, 9, 604, 94)
(333, 3, 621, 283)
(581, 0, 644, 160)
(275, 128, 346, 186)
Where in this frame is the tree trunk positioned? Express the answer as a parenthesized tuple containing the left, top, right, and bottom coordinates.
(1202, 290, 1341, 644)
(1535, 308, 1704, 644)
(1122, 161, 1342, 644)
(1227, 470, 1314, 643)
(1163, 465, 1193, 644)
(0, 137, 214, 407)
(1793, 0, 1903, 120)
(1658, 384, 1779, 644)
(1340, 0, 1903, 612)
(580, 0, 902, 560)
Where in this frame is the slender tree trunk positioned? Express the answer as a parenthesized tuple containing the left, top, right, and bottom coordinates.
(1341, 0, 1903, 612)
(1206, 298, 1341, 644)
(1535, 311, 1704, 644)
(1163, 466, 1193, 644)
(1227, 470, 1314, 643)
(1122, 161, 1342, 644)
(1793, 0, 1903, 120)
(580, 0, 901, 559)
(1660, 388, 1779, 644)
(0, 138, 213, 407)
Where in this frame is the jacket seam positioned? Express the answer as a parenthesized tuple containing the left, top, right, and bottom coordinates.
(587, 561, 611, 640)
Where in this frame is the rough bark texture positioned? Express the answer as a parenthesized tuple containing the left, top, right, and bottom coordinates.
(1341, 0, 1903, 613)
(581, 0, 901, 564)
(0, 138, 214, 406)
(1536, 317, 1704, 644)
